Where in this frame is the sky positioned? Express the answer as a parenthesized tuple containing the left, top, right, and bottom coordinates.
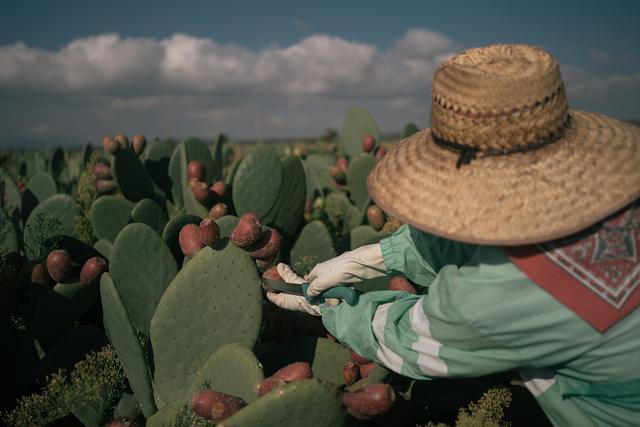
(0, 0, 639, 147)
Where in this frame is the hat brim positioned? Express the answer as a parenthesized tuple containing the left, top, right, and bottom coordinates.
(367, 110, 640, 246)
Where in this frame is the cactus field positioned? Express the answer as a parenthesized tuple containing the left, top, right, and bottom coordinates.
(0, 107, 514, 426)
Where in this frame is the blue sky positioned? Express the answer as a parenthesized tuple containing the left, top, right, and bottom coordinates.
(1, 0, 639, 146)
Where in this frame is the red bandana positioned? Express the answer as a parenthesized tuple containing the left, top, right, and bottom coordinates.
(506, 201, 640, 332)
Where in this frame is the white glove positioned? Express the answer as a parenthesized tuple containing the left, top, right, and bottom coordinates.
(265, 263, 323, 316)
(305, 244, 386, 297)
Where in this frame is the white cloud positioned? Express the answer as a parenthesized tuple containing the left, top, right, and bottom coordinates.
(0, 30, 638, 147)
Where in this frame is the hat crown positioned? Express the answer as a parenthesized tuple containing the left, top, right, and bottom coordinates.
(431, 44, 569, 152)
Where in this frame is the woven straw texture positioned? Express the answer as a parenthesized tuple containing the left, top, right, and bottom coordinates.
(368, 110, 640, 245)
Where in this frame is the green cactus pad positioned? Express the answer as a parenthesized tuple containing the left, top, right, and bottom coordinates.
(93, 238, 113, 261)
(225, 159, 241, 186)
(303, 154, 334, 198)
(211, 133, 226, 183)
(324, 192, 362, 235)
(25, 193, 78, 237)
(0, 207, 18, 256)
(254, 336, 351, 386)
(346, 154, 376, 212)
(215, 215, 239, 238)
(146, 406, 177, 427)
(401, 122, 420, 139)
(114, 392, 143, 420)
(110, 223, 177, 337)
(232, 146, 283, 218)
(183, 179, 209, 218)
(168, 138, 214, 209)
(50, 147, 65, 181)
(27, 171, 57, 202)
(100, 273, 157, 417)
(162, 213, 202, 263)
(112, 148, 155, 202)
(219, 379, 347, 427)
(290, 221, 336, 276)
(340, 107, 380, 159)
(131, 198, 169, 234)
(3, 176, 22, 215)
(266, 155, 306, 239)
(150, 243, 263, 406)
(81, 143, 93, 167)
(89, 195, 135, 242)
(349, 225, 391, 250)
(144, 138, 177, 200)
(183, 343, 264, 405)
(30, 281, 100, 339)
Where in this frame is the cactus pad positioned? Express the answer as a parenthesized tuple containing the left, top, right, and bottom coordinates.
(266, 155, 306, 239)
(219, 379, 347, 427)
(340, 107, 380, 159)
(346, 154, 376, 212)
(26, 194, 78, 237)
(232, 146, 283, 218)
(162, 213, 202, 263)
(215, 215, 239, 238)
(144, 138, 177, 200)
(131, 198, 168, 234)
(183, 343, 264, 405)
(93, 238, 113, 261)
(110, 223, 178, 337)
(168, 138, 213, 209)
(100, 273, 157, 417)
(112, 148, 155, 202)
(26, 171, 57, 203)
(290, 221, 336, 275)
(89, 195, 135, 242)
(401, 122, 420, 139)
(150, 243, 263, 406)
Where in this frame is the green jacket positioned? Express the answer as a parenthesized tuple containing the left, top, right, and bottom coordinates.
(321, 225, 640, 427)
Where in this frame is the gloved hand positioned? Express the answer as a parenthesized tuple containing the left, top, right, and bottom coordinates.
(265, 263, 323, 316)
(305, 243, 386, 297)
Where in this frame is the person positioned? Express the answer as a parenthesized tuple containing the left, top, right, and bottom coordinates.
(266, 44, 640, 427)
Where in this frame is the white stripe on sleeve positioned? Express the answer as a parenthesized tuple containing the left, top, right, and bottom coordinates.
(409, 300, 449, 376)
(372, 302, 405, 374)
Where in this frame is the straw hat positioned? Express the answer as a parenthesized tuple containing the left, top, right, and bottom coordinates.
(367, 44, 640, 245)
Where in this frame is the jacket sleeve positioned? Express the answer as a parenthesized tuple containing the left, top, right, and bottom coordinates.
(321, 246, 600, 380)
(379, 224, 478, 287)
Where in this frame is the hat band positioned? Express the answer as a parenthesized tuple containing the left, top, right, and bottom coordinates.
(432, 115, 572, 169)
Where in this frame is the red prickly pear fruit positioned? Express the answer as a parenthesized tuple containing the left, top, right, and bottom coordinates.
(257, 376, 287, 397)
(189, 180, 212, 206)
(375, 146, 386, 161)
(179, 223, 204, 257)
(247, 228, 281, 260)
(336, 157, 348, 172)
(80, 256, 107, 285)
(102, 136, 120, 154)
(114, 133, 129, 149)
(343, 383, 396, 420)
(46, 250, 72, 283)
(208, 203, 228, 221)
(187, 161, 206, 182)
(261, 266, 283, 292)
(131, 134, 147, 155)
(31, 263, 50, 286)
(329, 165, 346, 184)
(342, 361, 360, 386)
(362, 135, 376, 153)
(366, 205, 385, 231)
(210, 181, 227, 199)
(95, 179, 116, 193)
(106, 417, 134, 427)
(388, 276, 417, 294)
(199, 218, 221, 248)
(231, 213, 262, 248)
(350, 349, 371, 365)
(359, 362, 376, 378)
(92, 163, 111, 179)
(273, 362, 313, 382)
(17, 179, 26, 193)
(190, 390, 246, 422)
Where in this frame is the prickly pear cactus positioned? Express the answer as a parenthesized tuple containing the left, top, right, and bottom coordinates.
(219, 379, 347, 427)
(0, 207, 18, 256)
(131, 198, 168, 234)
(100, 273, 157, 417)
(146, 406, 177, 427)
(26, 171, 57, 203)
(110, 223, 178, 338)
(340, 107, 380, 159)
(303, 154, 334, 197)
(25, 194, 78, 237)
(50, 147, 65, 181)
(93, 238, 113, 261)
(89, 195, 135, 242)
(401, 122, 420, 139)
(254, 336, 351, 386)
(350, 225, 390, 250)
(346, 364, 392, 392)
(324, 192, 361, 236)
(265, 155, 306, 239)
(111, 148, 155, 202)
(144, 138, 177, 201)
(290, 221, 336, 275)
(346, 154, 376, 212)
(162, 213, 202, 263)
(215, 215, 239, 238)
(232, 146, 283, 218)
(182, 343, 264, 405)
(168, 138, 215, 209)
(150, 243, 263, 406)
